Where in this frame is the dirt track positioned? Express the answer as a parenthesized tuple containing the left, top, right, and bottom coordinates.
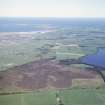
(0, 59, 99, 90)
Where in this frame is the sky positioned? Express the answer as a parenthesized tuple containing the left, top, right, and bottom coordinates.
(0, 0, 105, 17)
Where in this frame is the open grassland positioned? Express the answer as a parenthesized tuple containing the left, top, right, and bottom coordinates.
(0, 90, 56, 105)
(1, 28, 105, 71)
(0, 89, 105, 105)
(0, 31, 56, 71)
(61, 89, 105, 105)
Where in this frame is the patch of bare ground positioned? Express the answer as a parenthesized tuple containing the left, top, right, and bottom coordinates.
(0, 58, 101, 91)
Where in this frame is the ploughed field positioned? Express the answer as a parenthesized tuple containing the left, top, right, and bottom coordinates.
(0, 58, 103, 91)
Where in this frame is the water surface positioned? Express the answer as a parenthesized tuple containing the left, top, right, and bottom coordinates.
(81, 49, 105, 69)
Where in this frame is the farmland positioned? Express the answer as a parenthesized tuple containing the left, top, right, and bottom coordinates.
(0, 30, 105, 105)
(0, 89, 105, 105)
(0, 18, 105, 105)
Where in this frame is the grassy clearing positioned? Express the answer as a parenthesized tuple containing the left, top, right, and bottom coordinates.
(55, 46, 84, 60)
(0, 90, 56, 105)
(61, 89, 105, 105)
(0, 89, 105, 105)
(72, 78, 105, 88)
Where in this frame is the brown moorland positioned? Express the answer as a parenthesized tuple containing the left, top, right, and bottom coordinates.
(0, 58, 101, 91)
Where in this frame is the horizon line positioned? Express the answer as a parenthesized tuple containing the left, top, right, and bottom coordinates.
(0, 16, 105, 18)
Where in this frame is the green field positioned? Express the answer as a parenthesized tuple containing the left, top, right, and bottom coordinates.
(61, 89, 105, 105)
(0, 89, 105, 105)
